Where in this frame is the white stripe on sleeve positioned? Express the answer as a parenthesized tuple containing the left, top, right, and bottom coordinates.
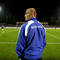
(25, 20, 34, 36)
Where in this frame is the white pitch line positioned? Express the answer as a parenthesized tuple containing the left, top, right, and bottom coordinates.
(6, 27, 17, 28)
(0, 42, 16, 44)
(0, 42, 60, 45)
(6, 30, 18, 32)
(45, 28, 60, 29)
(47, 42, 60, 44)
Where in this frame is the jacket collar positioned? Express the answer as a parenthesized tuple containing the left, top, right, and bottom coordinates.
(29, 18, 37, 21)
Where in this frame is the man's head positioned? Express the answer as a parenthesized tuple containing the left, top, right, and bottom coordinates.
(25, 8, 37, 21)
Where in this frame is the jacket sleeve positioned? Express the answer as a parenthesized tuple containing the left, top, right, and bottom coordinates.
(16, 25, 25, 59)
(43, 28, 46, 48)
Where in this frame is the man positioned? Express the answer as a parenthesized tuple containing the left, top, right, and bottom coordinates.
(1, 25, 4, 32)
(16, 8, 46, 60)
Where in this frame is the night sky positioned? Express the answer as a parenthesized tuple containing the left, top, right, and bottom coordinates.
(0, 0, 60, 22)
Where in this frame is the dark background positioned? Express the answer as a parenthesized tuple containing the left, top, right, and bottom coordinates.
(0, 0, 60, 25)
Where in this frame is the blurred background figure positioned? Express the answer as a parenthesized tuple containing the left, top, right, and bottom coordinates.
(1, 25, 4, 32)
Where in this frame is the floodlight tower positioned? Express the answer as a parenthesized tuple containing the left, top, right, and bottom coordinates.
(0, 6, 2, 13)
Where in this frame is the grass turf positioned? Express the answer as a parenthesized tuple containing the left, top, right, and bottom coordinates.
(0, 27, 60, 60)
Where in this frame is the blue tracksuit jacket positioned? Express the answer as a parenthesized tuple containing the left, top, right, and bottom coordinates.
(16, 18, 46, 60)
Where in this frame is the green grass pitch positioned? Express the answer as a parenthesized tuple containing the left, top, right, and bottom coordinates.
(0, 27, 60, 60)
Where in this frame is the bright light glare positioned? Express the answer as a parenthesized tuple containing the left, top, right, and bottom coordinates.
(0, 6, 2, 12)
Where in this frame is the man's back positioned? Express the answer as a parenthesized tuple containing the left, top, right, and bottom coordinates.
(23, 18, 46, 59)
(16, 18, 46, 60)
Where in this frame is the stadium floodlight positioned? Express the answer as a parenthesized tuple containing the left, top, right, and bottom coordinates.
(0, 6, 2, 12)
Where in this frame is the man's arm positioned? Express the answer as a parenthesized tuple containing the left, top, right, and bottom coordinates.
(16, 25, 25, 59)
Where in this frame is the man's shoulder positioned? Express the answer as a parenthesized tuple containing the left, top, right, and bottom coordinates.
(20, 22, 29, 29)
(35, 21, 45, 29)
(24, 20, 34, 27)
(38, 21, 45, 28)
